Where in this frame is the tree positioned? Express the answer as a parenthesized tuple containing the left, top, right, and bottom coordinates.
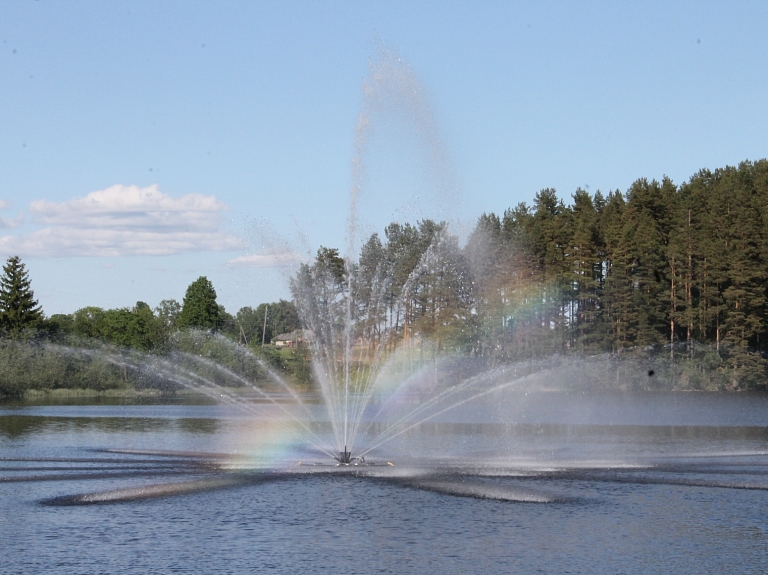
(0, 256, 43, 336)
(231, 306, 261, 344)
(291, 247, 348, 353)
(233, 300, 301, 345)
(383, 220, 445, 340)
(218, 304, 235, 335)
(408, 230, 476, 353)
(125, 302, 158, 350)
(71, 306, 106, 338)
(177, 276, 223, 331)
(155, 299, 181, 328)
(568, 188, 605, 351)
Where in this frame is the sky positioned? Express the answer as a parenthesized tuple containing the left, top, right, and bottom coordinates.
(1, 1, 766, 315)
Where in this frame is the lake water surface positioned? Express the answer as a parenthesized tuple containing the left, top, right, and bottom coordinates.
(2, 392, 767, 574)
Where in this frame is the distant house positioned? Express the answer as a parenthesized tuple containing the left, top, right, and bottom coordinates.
(273, 332, 293, 347)
(273, 329, 311, 348)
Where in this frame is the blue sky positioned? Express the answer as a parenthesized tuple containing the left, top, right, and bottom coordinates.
(1, 1, 766, 315)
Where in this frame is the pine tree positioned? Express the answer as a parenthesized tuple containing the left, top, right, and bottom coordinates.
(601, 190, 636, 351)
(499, 203, 547, 359)
(715, 164, 767, 387)
(408, 230, 475, 354)
(465, 213, 507, 357)
(0, 256, 43, 336)
(530, 189, 571, 352)
(569, 189, 606, 351)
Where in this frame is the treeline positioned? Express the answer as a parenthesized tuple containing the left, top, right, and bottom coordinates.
(45, 296, 300, 352)
(4, 159, 768, 395)
(299, 159, 768, 390)
(0, 266, 304, 397)
(468, 159, 768, 389)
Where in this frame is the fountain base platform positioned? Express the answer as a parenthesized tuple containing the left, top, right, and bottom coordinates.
(334, 447, 363, 465)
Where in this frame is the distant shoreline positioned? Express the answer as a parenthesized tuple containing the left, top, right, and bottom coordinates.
(2, 386, 765, 408)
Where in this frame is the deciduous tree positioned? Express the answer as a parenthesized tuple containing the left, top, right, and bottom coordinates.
(177, 276, 223, 331)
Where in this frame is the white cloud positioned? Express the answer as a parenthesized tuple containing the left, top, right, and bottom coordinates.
(226, 251, 307, 268)
(0, 185, 243, 257)
(0, 199, 23, 229)
(0, 215, 23, 229)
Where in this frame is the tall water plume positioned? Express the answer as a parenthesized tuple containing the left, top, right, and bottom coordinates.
(290, 47, 462, 458)
(348, 46, 458, 257)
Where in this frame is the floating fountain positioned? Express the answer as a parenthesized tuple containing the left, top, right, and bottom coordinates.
(46, 49, 576, 467)
(37, 50, 655, 470)
(16, 50, 768, 517)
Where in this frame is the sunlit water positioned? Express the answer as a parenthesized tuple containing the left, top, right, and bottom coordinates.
(2, 391, 767, 574)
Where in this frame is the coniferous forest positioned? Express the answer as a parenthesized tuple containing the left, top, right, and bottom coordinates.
(467, 159, 768, 389)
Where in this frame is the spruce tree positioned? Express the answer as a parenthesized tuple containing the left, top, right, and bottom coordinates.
(0, 256, 43, 336)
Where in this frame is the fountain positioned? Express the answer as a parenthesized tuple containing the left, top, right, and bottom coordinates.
(19, 49, 543, 473)
(30, 50, 639, 470)
(11, 50, 768, 517)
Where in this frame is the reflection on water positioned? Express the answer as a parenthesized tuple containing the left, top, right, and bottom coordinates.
(0, 415, 221, 439)
(1, 393, 219, 408)
(1, 391, 767, 574)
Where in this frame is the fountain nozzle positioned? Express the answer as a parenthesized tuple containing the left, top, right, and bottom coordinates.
(336, 446, 353, 464)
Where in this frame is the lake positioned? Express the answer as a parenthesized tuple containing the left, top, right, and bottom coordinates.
(1, 391, 767, 574)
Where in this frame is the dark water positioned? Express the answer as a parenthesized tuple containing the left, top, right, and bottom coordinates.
(2, 392, 767, 574)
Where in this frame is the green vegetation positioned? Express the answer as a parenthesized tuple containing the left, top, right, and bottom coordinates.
(0, 338, 130, 397)
(3, 158, 768, 397)
(177, 276, 223, 331)
(462, 160, 768, 390)
(234, 300, 300, 345)
(0, 255, 43, 336)
(0, 270, 303, 399)
(293, 159, 768, 391)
